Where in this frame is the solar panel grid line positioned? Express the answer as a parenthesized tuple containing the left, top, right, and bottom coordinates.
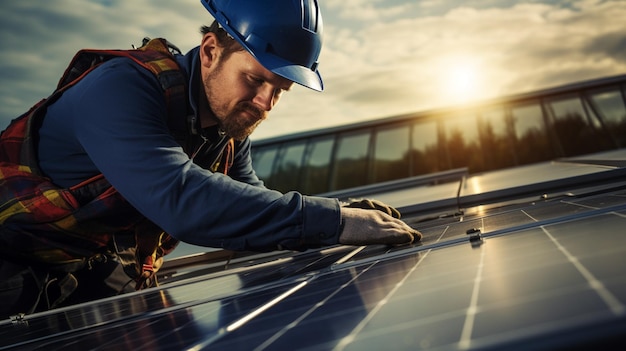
(333, 250, 432, 351)
(185, 280, 311, 350)
(560, 199, 604, 210)
(463, 312, 623, 351)
(329, 237, 465, 272)
(520, 209, 538, 222)
(473, 272, 602, 318)
(612, 211, 626, 219)
(227, 281, 309, 333)
(330, 242, 481, 350)
(6, 293, 223, 351)
(483, 202, 626, 241)
(539, 226, 626, 316)
(204, 263, 387, 350)
(253, 261, 378, 351)
(0, 296, 177, 349)
(336, 245, 624, 349)
(161, 245, 356, 284)
(470, 246, 620, 348)
(1, 244, 377, 348)
(458, 246, 486, 350)
(468, 210, 623, 342)
(10, 305, 190, 351)
(333, 306, 469, 351)
(331, 199, 622, 350)
(436, 225, 452, 243)
(336, 199, 626, 275)
(334, 246, 367, 265)
(454, 228, 614, 349)
(0, 272, 312, 349)
(160, 246, 352, 294)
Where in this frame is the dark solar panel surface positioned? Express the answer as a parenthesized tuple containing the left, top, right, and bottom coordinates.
(2, 159, 626, 350)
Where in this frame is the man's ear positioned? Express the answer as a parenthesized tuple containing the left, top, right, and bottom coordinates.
(199, 32, 221, 69)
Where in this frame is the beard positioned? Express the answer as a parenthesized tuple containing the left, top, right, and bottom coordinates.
(203, 63, 267, 141)
(219, 101, 266, 141)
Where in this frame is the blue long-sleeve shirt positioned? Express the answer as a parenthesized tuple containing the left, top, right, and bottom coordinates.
(37, 46, 341, 252)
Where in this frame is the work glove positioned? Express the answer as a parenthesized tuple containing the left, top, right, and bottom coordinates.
(338, 207, 422, 246)
(342, 198, 402, 219)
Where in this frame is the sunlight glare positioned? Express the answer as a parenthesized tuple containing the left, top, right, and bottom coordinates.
(438, 55, 486, 104)
(451, 66, 476, 93)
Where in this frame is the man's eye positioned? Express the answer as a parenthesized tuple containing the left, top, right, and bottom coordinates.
(248, 76, 264, 85)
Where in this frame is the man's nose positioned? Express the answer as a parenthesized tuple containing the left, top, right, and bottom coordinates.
(252, 85, 276, 112)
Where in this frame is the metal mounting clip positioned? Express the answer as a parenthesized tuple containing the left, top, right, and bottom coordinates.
(466, 228, 484, 248)
(10, 313, 29, 328)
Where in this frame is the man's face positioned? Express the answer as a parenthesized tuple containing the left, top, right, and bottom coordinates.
(202, 47, 293, 141)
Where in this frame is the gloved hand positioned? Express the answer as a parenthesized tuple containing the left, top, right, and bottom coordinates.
(342, 198, 401, 219)
(338, 207, 422, 246)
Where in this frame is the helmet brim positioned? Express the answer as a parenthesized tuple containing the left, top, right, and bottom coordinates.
(253, 52, 324, 92)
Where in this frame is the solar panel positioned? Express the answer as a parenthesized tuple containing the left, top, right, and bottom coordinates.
(2, 152, 626, 350)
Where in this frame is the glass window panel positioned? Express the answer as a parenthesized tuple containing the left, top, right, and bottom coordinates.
(589, 89, 626, 147)
(509, 102, 554, 164)
(478, 107, 516, 170)
(251, 146, 279, 188)
(549, 96, 593, 125)
(301, 136, 335, 194)
(331, 130, 371, 191)
(373, 125, 410, 183)
(589, 90, 626, 124)
(412, 121, 438, 151)
(442, 113, 484, 173)
(511, 103, 544, 140)
(411, 121, 440, 175)
(480, 107, 508, 136)
(546, 95, 610, 155)
(272, 142, 306, 192)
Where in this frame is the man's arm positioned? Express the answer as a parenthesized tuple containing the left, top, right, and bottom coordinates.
(40, 58, 342, 251)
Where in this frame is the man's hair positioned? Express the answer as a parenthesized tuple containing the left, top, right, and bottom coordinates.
(201, 21, 245, 60)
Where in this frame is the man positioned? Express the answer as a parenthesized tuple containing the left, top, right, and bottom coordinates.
(0, 0, 421, 317)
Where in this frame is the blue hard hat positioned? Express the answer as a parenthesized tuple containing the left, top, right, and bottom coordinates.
(201, 0, 324, 91)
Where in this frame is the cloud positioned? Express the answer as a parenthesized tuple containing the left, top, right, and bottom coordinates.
(586, 32, 626, 63)
(326, 0, 414, 21)
(1, 0, 625, 141)
(0, 0, 210, 123)
(256, 0, 626, 140)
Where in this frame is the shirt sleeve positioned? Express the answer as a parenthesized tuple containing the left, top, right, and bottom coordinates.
(228, 138, 266, 188)
(40, 57, 341, 252)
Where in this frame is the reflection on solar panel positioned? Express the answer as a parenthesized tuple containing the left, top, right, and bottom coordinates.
(2, 149, 625, 350)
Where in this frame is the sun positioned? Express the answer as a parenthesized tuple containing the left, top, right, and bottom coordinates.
(438, 55, 485, 104)
(449, 65, 477, 94)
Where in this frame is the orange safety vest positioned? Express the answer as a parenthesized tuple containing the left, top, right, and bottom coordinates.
(0, 38, 233, 289)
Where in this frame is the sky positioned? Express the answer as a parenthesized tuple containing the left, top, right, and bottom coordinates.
(1, 0, 625, 140)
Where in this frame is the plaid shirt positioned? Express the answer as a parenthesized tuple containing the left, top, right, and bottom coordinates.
(0, 39, 194, 275)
